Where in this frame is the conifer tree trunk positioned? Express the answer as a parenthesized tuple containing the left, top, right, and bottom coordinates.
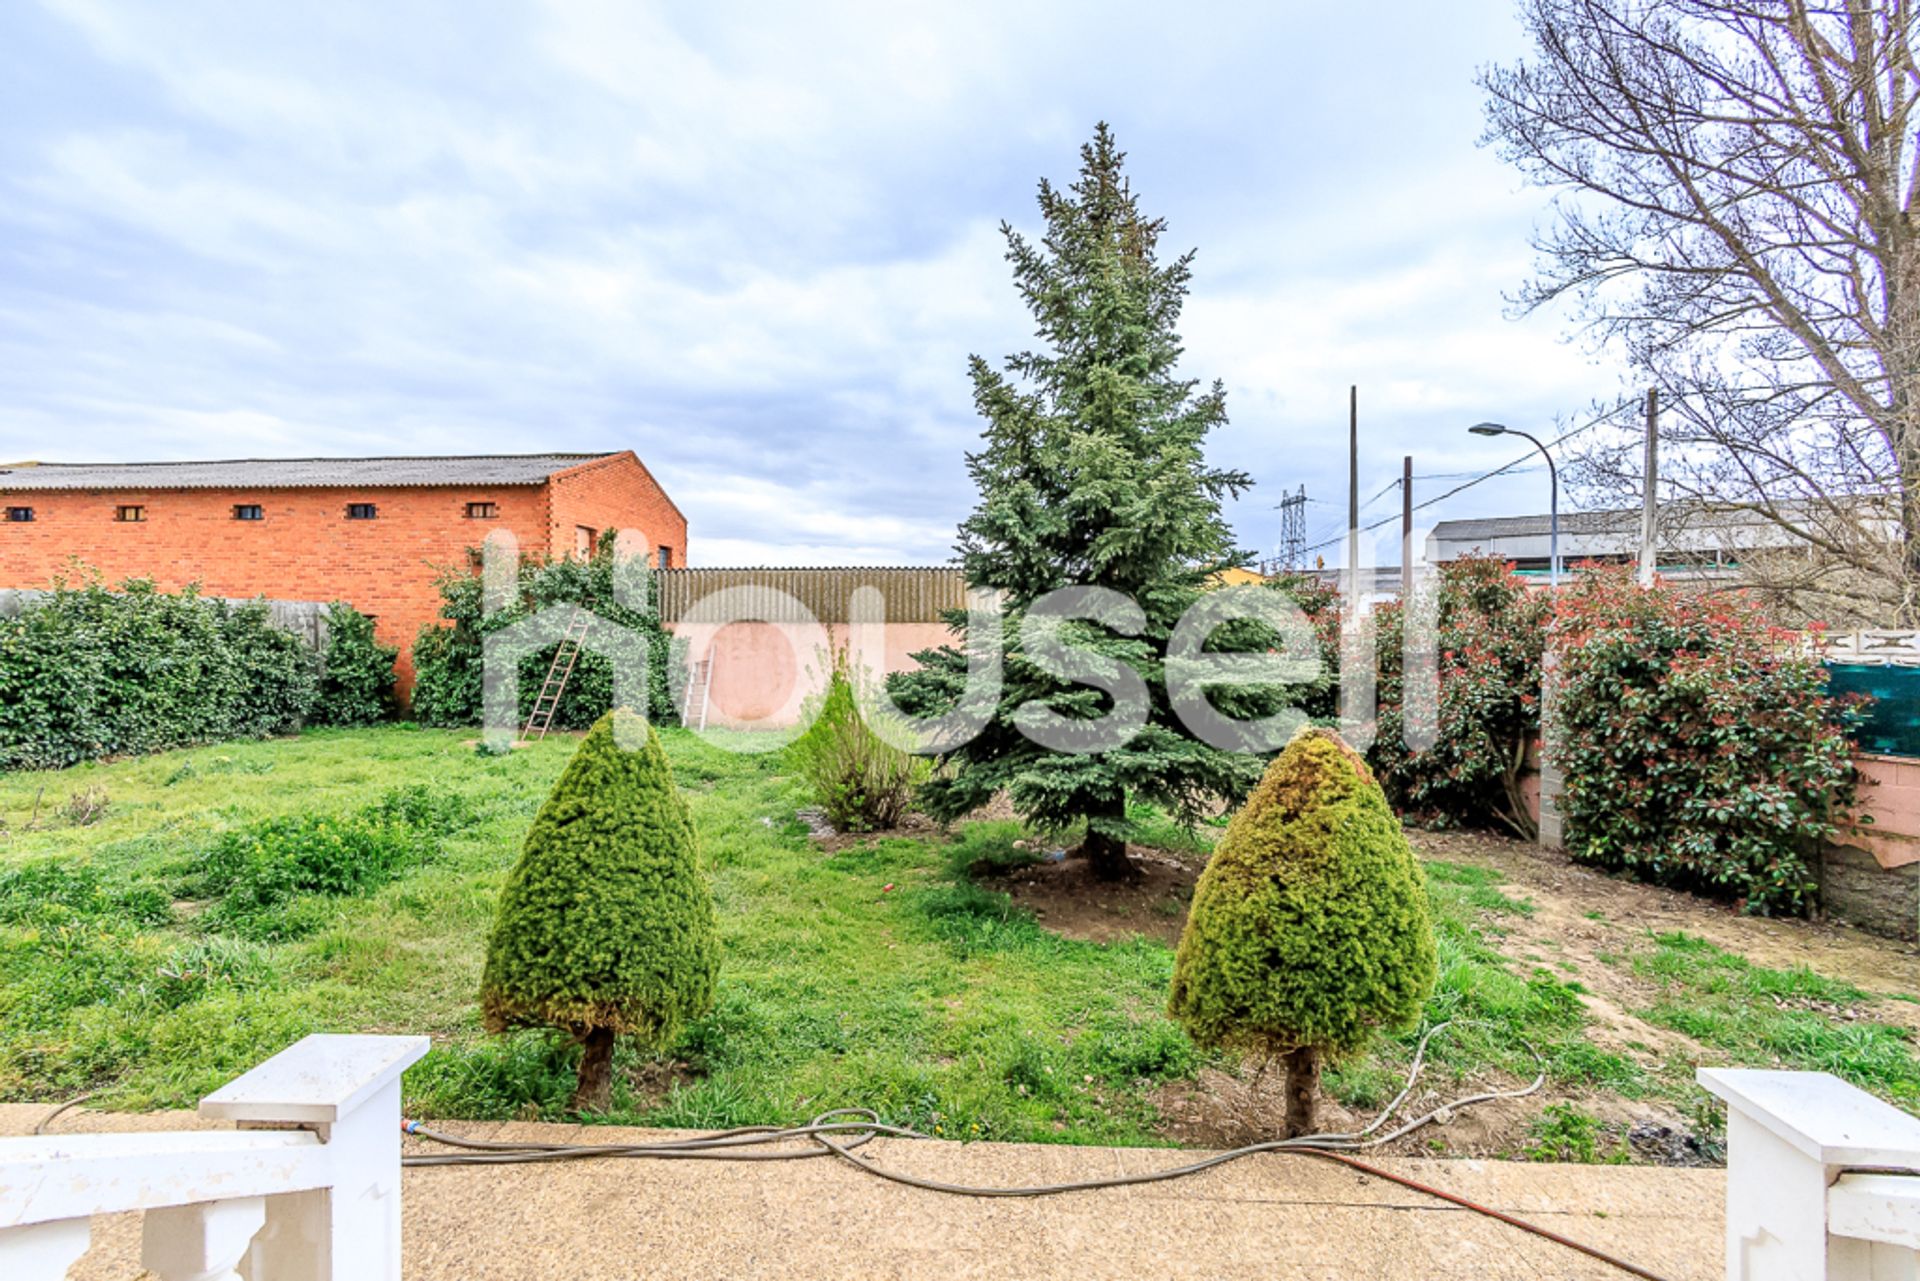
(1079, 792, 1132, 881)
(573, 1026, 617, 1112)
(1282, 1045, 1320, 1139)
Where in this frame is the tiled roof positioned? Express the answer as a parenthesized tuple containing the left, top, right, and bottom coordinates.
(0, 454, 619, 491)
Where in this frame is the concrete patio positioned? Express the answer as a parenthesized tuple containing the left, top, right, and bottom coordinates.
(4, 1104, 1722, 1280)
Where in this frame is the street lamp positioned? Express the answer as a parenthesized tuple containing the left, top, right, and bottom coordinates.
(1469, 422, 1559, 589)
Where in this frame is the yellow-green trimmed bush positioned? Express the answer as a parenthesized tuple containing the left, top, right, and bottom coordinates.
(1168, 726, 1435, 1135)
(480, 709, 719, 1110)
(788, 652, 927, 832)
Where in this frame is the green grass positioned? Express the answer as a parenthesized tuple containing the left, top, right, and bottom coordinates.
(0, 729, 1198, 1141)
(1628, 931, 1920, 1106)
(1424, 859, 1536, 917)
(1327, 858, 1644, 1109)
(1524, 1102, 1629, 1164)
(3, 727, 1916, 1148)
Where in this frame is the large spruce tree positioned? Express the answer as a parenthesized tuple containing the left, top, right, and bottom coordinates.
(894, 124, 1261, 879)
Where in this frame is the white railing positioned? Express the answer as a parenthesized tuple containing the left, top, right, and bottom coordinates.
(1702, 1067, 1920, 1280)
(0, 1033, 427, 1281)
(1818, 629, 1920, 667)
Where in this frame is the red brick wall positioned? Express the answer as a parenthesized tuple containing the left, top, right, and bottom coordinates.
(0, 452, 686, 696)
(547, 452, 687, 568)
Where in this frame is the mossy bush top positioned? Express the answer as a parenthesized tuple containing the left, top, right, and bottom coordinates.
(1168, 727, 1435, 1057)
(481, 709, 719, 1043)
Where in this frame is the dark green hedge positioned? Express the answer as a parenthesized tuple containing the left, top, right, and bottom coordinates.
(0, 580, 313, 770)
(0, 579, 394, 771)
(411, 535, 680, 729)
(1555, 568, 1863, 915)
(309, 602, 398, 727)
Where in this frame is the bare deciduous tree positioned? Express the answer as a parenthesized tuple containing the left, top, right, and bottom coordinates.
(1481, 0, 1919, 621)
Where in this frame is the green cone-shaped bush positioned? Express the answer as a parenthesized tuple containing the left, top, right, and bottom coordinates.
(481, 708, 719, 1109)
(1168, 726, 1435, 1135)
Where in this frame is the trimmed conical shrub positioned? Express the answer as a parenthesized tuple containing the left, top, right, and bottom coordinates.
(1168, 726, 1435, 1136)
(481, 708, 719, 1110)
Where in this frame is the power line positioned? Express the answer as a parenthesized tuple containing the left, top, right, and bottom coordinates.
(1357, 476, 1401, 514)
(1412, 463, 1547, 482)
(1296, 412, 1612, 561)
(1296, 476, 1401, 556)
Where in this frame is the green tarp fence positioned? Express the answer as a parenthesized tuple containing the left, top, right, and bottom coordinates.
(1827, 663, 1920, 759)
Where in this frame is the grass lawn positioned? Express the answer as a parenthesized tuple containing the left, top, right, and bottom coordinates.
(2, 725, 1916, 1157)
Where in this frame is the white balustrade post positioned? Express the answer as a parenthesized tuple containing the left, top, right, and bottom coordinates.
(1702, 1068, 1920, 1281)
(0, 1217, 90, 1279)
(141, 1197, 266, 1281)
(200, 1033, 429, 1281)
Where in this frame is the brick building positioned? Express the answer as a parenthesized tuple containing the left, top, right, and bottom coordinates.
(0, 452, 685, 690)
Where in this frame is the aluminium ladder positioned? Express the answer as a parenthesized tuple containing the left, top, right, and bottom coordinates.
(521, 606, 593, 741)
(680, 654, 715, 731)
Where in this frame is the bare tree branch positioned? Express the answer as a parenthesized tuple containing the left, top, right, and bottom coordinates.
(1483, 0, 1920, 620)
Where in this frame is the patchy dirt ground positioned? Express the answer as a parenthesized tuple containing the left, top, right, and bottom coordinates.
(988, 847, 1202, 946)
(809, 804, 1209, 945)
(797, 807, 945, 853)
(797, 803, 1919, 1160)
(1413, 829, 1920, 1041)
(1151, 1066, 1704, 1163)
(954, 825, 1920, 1161)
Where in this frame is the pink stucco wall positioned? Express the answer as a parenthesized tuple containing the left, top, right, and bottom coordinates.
(666, 620, 957, 728)
(1840, 754, 1920, 870)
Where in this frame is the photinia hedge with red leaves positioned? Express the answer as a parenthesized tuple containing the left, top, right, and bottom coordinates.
(1263, 571, 1342, 722)
(1370, 556, 1550, 837)
(1552, 566, 1864, 915)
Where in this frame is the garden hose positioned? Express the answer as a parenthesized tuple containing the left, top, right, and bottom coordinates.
(31, 1092, 95, 1136)
(395, 1024, 1674, 1281)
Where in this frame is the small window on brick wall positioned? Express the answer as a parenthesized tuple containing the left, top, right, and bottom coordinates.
(116, 505, 145, 523)
(465, 501, 498, 519)
(575, 525, 596, 555)
(346, 503, 378, 521)
(657, 545, 672, 568)
(233, 504, 264, 521)
(5, 506, 33, 523)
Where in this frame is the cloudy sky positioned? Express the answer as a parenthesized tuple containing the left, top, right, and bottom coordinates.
(0, 0, 1627, 567)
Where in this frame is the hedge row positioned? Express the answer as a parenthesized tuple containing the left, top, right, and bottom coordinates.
(0, 579, 395, 771)
(1553, 568, 1863, 915)
(1271, 560, 1862, 915)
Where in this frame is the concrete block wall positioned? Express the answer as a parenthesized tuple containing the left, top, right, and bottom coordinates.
(1537, 651, 1566, 851)
(1822, 753, 1920, 942)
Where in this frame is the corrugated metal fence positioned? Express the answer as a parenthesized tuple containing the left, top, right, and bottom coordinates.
(656, 567, 968, 624)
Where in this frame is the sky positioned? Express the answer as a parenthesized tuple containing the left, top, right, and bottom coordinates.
(0, 0, 1629, 568)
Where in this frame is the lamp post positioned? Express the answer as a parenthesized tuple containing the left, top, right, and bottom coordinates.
(1469, 422, 1559, 589)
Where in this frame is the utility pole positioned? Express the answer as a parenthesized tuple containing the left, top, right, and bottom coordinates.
(1638, 388, 1659, 587)
(1347, 386, 1359, 594)
(1401, 454, 1414, 597)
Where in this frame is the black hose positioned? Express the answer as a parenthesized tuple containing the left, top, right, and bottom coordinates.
(398, 1025, 1671, 1281)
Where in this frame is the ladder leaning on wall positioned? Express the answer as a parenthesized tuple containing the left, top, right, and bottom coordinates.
(521, 606, 593, 741)
(681, 653, 715, 731)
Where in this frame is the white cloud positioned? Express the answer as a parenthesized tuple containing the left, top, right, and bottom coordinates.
(1, 0, 1620, 565)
